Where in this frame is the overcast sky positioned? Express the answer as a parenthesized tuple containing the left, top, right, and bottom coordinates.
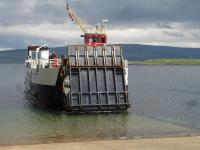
(0, 0, 200, 50)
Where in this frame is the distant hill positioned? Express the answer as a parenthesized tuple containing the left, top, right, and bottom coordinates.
(0, 44, 200, 63)
(123, 44, 200, 61)
(0, 47, 66, 64)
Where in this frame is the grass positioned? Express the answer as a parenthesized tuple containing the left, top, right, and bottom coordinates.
(128, 59, 200, 65)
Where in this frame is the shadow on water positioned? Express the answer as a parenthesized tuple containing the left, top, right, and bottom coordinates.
(18, 92, 129, 145)
(19, 91, 200, 146)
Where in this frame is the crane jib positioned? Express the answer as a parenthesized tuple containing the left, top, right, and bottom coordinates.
(66, 3, 108, 46)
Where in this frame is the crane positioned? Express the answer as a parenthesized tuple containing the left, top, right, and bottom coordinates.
(66, 3, 108, 46)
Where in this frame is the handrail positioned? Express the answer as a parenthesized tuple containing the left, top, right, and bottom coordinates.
(25, 59, 62, 68)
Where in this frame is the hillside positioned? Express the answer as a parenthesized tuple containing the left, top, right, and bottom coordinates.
(123, 44, 200, 60)
(0, 44, 200, 63)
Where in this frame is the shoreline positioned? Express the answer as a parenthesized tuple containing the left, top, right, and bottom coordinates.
(1, 136, 200, 150)
(128, 59, 200, 65)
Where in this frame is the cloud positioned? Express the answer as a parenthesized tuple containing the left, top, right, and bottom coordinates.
(156, 23, 173, 29)
(162, 31, 184, 38)
(0, 0, 200, 49)
(1, 0, 200, 26)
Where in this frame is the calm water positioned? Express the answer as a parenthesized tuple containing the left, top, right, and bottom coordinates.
(0, 64, 200, 145)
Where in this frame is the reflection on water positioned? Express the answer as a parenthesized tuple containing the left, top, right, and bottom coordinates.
(2, 104, 197, 145)
(23, 108, 129, 143)
(0, 64, 200, 145)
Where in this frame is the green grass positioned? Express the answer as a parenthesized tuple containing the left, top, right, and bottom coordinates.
(128, 59, 200, 65)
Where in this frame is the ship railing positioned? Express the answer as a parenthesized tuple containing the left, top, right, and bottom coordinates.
(25, 59, 62, 68)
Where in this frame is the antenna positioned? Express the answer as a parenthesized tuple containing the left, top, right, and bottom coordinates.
(65, 0, 69, 10)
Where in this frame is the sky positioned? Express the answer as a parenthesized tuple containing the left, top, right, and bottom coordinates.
(0, 0, 200, 50)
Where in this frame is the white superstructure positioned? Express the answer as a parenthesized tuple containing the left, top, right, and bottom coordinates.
(25, 45, 61, 87)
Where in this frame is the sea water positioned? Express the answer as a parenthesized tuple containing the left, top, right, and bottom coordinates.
(0, 64, 200, 145)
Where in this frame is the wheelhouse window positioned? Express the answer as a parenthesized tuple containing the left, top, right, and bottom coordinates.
(93, 37, 98, 43)
(102, 38, 105, 43)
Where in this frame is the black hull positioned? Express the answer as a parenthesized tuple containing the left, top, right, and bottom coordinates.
(25, 80, 63, 108)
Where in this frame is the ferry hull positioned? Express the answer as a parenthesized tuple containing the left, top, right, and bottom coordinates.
(25, 67, 62, 108)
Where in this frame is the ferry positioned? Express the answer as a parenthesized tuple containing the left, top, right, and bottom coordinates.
(24, 44, 130, 112)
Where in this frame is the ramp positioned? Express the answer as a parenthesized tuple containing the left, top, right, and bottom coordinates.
(64, 45, 130, 112)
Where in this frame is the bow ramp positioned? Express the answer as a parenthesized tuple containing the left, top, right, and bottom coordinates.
(62, 44, 130, 113)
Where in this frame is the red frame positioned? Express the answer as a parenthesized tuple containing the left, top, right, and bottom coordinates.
(83, 33, 107, 47)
